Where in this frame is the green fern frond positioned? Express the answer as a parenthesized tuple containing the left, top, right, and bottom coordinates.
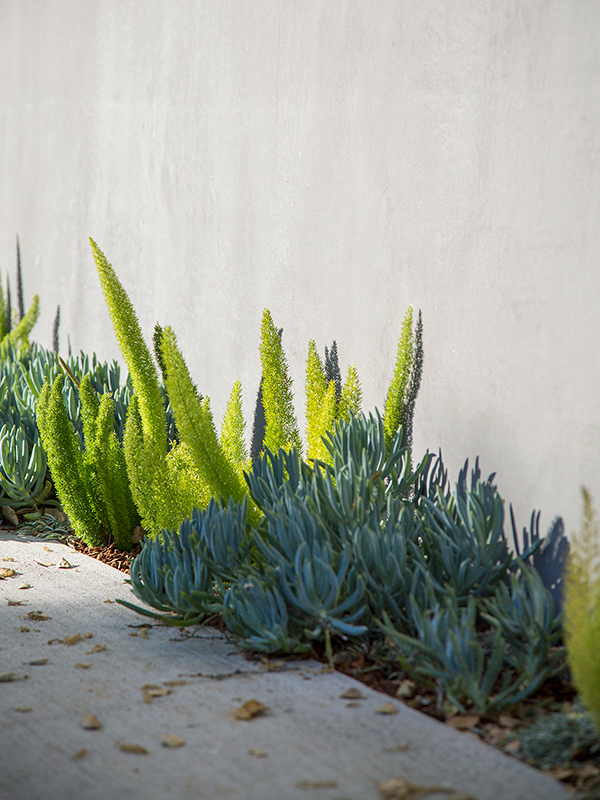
(259, 309, 301, 455)
(400, 309, 423, 453)
(90, 239, 166, 455)
(383, 305, 414, 450)
(3, 294, 39, 351)
(305, 340, 328, 460)
(36, 376, 104, 546)
(338, 364, 362, 421)
(305, 340, 338, 463)
(159, 326, 249, 508)
(221, 380, 248, 471)
(565, 486, 600, 733)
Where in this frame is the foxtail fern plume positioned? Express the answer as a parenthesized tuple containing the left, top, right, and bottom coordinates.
(159, 325, 250, 511)
(36, 373, 139, 549)
(221, 380, 249, 475)
(16, 235, 24, 322)
(324, 341, 341, 401)
(305, 340, 337, 463)
(259, 310, 301, 455)
(2, 294, 39, 353)
(564, 487, 600, 733)
(90, 238, 166, 455)
(52, 305, 60, 353)
(401, 309, 423, 453)
(383, 306, 423, 453)
(338, 364, 362, 421)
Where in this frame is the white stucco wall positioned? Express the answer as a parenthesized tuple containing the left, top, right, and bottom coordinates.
(1, 1, 599, 538)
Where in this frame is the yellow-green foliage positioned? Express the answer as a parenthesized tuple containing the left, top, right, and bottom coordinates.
(383, 306, 414, 449)
(0, 293, 40, 354)
(91, 240, 256, 536)
(565, 486, 600, 733)
(90, 239, 166, 454)
(338, 364, 363, 421)
(159, 326, 250, 510)
(36, 373, 138, 549)
(305, 340, 337, 463)
(259, 309, 302, 455)
(220, 380, 249, 475)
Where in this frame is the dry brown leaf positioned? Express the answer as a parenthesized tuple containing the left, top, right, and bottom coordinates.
(498, 714, 520, 729)
(504, 740, 521, 754)
(19, 626, 30, 632)
(446, 715, 480, 730)
(0, 568, 17, 579)
(117, 742, 148, 754)
(248, 748, 268, 757)
(161, 734, 186, 748)
(29, 658, 49, 665)
(346, 702, 360, 708)
(128, 632, 138, 637)
(87, 644, 106, 653)
(103, 598, 113, 604)
(43, 545, 52, 551)
(26, 611, 50, 621)
(75, 662, 93, 669)
(34, 561, 53, 567)
(7, 599, 24, 605)
(340, 687, 365, 700)
(1, 557, 15, 562)
(163, 680, 187, 687)
(382, 743, 411, 752)
(81, 713, 102, 730)
(0, 671, 21, 682)
(296, 780, 339, 789)
(377, 776, 459, 799)
(18, 583, 31, 590)
(396, 680, 416, 699)
(259, 659, 285, 671)
(139, 627, 149, 639)
(50, 633, 92, 645)
(57, 558, 74, 569)
(14, 706, 33, 712)
(72, 748, 87, 759)
(131, 526, 145, 544)
(142, 685, 172, 703)
(1, 506, 19, 526)
(234, 699, 269, 720)
(375, 702, 399, 715)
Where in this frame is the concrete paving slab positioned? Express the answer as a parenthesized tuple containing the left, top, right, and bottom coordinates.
(0, 532, 570, 800)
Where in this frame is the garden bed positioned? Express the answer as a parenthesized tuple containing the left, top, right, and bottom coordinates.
(7, 522, 600, 800)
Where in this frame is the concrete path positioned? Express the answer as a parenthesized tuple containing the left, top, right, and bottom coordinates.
(0, 532, 570, 800)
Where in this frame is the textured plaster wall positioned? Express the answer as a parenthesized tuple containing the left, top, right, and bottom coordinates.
(1, 1, 599, 537)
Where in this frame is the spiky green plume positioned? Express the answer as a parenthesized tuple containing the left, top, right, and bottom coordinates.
(564, 487, 600, 733)
(159, 326, 250, 509)
(90, 238, 166, 455)
(221, 380, 249, 474)
(36, 373, 138, 549)
(305, 340, 337, 462)
(259, 309, 301, 455)
(383, 306, 413, 448)
(338, 364, 362, 421)
(0, 294, 39, 354)
(383, 306, 423, 453)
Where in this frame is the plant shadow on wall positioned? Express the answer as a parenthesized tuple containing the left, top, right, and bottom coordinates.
(2, 239, 598, 798)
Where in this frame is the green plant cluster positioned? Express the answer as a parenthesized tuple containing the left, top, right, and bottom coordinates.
(119, 411, 564, 715)
(32, 241, 420, 551)
(0, 341, 136, 515)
